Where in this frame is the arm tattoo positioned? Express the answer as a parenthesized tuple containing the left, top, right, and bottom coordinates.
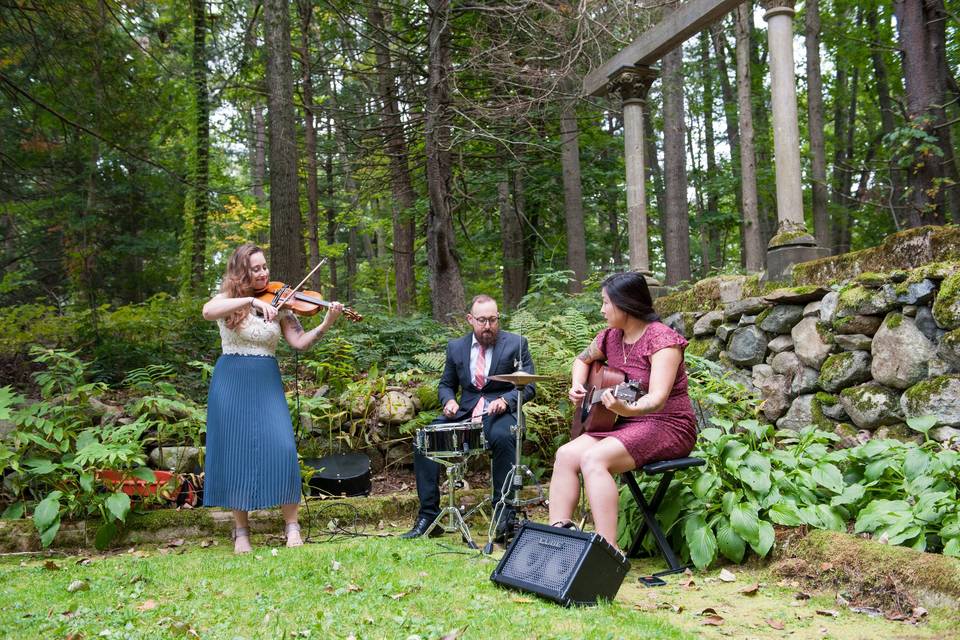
(577, 340, 604, 363)
(285, 314, 304, 335)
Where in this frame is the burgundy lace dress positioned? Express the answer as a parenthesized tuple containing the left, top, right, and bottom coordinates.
(588, 322, 697, 468)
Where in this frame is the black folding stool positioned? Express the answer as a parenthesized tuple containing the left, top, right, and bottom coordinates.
(621, 456, 705, 576)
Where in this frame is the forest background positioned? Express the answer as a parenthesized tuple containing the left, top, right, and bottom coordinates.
(3, 0, 960, 568)
(3, 0, 959, 328)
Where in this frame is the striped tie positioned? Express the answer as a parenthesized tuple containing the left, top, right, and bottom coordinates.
(472, 345, 486, 420)
(474, 344, 486, 389)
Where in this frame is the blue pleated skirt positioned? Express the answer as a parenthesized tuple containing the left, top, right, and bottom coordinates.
(203, 354, 301, 510)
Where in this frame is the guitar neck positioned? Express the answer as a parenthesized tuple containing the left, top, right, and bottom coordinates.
(589, 382, 641, 404)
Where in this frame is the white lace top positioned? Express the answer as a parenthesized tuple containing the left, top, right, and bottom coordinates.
(218, 309, 292, 357)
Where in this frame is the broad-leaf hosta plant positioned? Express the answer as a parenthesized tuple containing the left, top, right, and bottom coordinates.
(620, 415, 960, 568)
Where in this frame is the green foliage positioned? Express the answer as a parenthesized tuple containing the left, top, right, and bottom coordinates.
(619, 418, 960, 568)
(0, 349, 187, 549)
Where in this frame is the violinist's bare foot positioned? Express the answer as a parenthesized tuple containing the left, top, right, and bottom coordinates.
(285, 522, 303, 548)
(233, 527, 252, 554)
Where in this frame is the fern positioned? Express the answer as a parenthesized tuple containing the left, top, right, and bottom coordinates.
(413, 351, 446, 372)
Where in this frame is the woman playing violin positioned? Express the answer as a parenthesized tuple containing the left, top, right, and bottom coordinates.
(201, 243, 344, 553)
(548, 272, 696, 551)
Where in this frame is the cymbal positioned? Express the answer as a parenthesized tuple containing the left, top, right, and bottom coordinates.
(488, 372, 551, 385)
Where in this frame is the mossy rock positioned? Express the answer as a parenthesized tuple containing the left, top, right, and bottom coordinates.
(784, 529, 960, 604)
(932, 272, 960, 330)
(792, 226, 960, 286)
(853, 271, 890, 287)
(900, 374, 960, 427)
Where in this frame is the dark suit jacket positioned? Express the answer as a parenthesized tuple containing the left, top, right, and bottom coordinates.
(438, 330, 536, 421)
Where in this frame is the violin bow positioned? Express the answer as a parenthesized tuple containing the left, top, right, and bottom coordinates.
(276, 259, 327, 304)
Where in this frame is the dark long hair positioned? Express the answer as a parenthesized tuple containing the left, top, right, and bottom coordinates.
(602, 272, 660, 323)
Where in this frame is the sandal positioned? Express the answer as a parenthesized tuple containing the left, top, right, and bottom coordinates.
(285, 522, 303, 548)
(232, 527, 252, 554)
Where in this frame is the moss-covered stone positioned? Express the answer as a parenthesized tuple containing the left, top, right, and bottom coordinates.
(769, 229, 815, 248)
(900, 375, 960, 426)
(787, 530, 960, 602)
(932, 272, 960, 330)
(686, 337, 714, 358)
(854, 272, 890, 287)
(885, 312, 903, 329)
(815, 391, 839, 406)
(792, 226, 960, 286)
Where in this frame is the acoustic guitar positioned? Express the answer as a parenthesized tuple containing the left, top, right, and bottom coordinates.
(570, 361, 645, 438)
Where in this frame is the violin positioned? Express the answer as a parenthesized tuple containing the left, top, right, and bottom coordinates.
(256, 281, 363, 322)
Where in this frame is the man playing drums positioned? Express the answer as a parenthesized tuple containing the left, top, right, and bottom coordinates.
(402, 295, 536, 541)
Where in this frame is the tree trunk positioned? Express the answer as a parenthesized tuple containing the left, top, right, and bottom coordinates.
(604, 113, 623, 268)
(710, 20, 744, 263)
(424, 0, 465, 323)
(866, 8, 905, 229)
(893, 0, 951, 226)
(560, 99, 588, 292)
(700, 32, 721, 273)
(644, 105, 665, 246)
(324, 118, 338, 299)
(805, 0, 830, 251)
(750, 16, 776, 249)
(736, 3, 763, 272)
(251, 105, 267, 211)
(263, 0, 304, 282)
(499, 170, 525, 309)
(369, 1, 416, 314)
(661, 37, 691, 285)
(185, 0, 209, 293)
(296, 0, 321, 290)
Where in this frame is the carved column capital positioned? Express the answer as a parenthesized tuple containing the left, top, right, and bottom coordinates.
(762, 0, 796, 20)
(607, 65, 658, 105)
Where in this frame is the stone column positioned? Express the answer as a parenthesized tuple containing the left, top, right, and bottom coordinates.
(608, 66, 663, 291)
(762, 0, 829, 281)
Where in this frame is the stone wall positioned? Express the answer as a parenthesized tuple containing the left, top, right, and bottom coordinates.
(656, 235, 960, 447)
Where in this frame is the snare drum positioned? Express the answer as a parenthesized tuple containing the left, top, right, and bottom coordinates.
(416, 420, 486, 460)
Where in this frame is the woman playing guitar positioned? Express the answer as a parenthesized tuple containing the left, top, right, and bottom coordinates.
(547, 272, 697, 552)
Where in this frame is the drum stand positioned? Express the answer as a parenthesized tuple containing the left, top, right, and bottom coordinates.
(423, 456, 488, 550)
(483, 384, 546, 555)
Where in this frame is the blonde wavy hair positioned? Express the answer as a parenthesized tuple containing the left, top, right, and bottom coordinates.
(221, 243, 265, 330)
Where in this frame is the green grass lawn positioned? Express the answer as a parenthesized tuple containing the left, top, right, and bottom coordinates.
(0, 534, 690, 640)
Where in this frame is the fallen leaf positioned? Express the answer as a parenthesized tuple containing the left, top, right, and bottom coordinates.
(815, 609, 839, 617)
(820, 562, 833, 571)
(679, 576, 696, 588)
(699, 607, 719, 616)
(388, 592, 408, 600)
(719, 568, 736, 582)
(137, 600, 158, 611)
(701, 615, 724, 626)
(332, 560, 341, 571)
(765, 618, 785, 630)
(43, 560, 60, 571)
(511, 596, 534, 603)
(346, 584, 362, 592)
(323, 584, 335, 593)
(739, 582, 760, 595)
(66, 580, 89, 593)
